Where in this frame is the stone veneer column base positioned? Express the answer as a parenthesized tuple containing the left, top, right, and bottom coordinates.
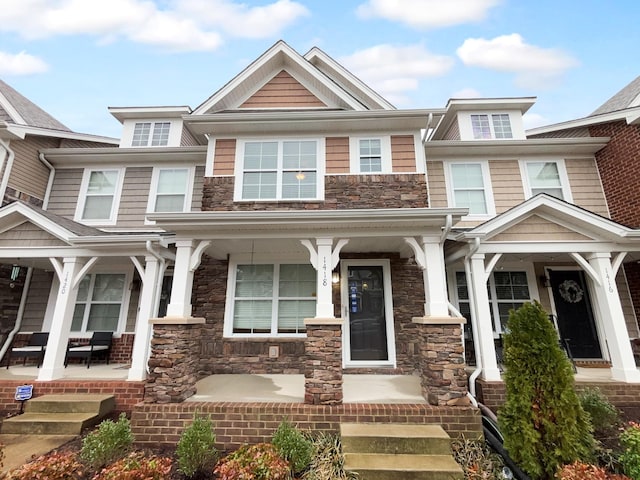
(412, 316, 469, 406)
(304, 318, 343, 405)
(145, 317, 205, 403)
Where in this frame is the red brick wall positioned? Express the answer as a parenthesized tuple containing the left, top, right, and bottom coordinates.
(131, 402, 482, 450)
(65, 333, 134, 366)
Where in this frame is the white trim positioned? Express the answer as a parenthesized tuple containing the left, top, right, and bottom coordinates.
(74, 167, 125, 226)
(414, 132, 426, 174)
(340, 259, 397, 368)
(349, 135, 391, 174)
(444, 160, 496, 219)
(122, 119, 181, 148)
(519, 158, 573, 202)
(146, 165, 195, 218)
(205, 137, 216, 177)
(458, 111, 525, 141)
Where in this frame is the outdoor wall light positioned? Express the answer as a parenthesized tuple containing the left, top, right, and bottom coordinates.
(332, 271, 340, 284)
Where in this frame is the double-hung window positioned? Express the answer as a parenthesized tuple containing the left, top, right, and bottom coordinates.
(76, 169, 124, 225)
(72, 273, 127, 333)
(349, 136, 391, 173)
(471, 114, 513, 139)
(358, 139, 382, 172)
(228, 263, 316, 336)
(522, 160, 571, 201)
(148, 167, 194, 213)
(448, 162, 494, 216)
(238, 140, 320, 200)
(132, 122, 171, 147)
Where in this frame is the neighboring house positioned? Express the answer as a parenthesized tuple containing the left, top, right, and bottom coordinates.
(1, 42, 639, 402)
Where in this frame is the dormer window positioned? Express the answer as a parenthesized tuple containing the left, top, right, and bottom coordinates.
(471, 114, 513, 139)
(131, 122, 170, 147)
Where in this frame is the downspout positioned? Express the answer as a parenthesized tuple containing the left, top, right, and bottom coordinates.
(465, 237, 483, 400)
(38, 153, 55, 208)
(0, 138, 15, 204)
(0, 267, 34, 363)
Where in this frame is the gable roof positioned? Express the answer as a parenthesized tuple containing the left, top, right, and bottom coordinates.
(591, 75, 640, 116)
(0, 79, 70, 131)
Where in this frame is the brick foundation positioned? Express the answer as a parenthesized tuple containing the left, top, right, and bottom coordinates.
(304, 320, 343, 405)
(130, 402, 482, 450)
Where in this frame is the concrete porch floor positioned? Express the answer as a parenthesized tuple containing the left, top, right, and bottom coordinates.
(0, 363, 131, 381)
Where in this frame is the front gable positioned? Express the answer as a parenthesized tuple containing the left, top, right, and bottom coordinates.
(240, 70, 327, 109)
(0, 220, 69, 247)
(489, 214, 594, 242)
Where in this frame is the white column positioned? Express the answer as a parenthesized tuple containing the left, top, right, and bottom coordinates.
(166, 240, 195, 318)
(587, 253, 640, 382)
(468, 254, 501, 381)
(421, 235, 450, 317)
(128, 256, 162, 381)
(315, 238, 334, 318)
(38, 258, 83, 381)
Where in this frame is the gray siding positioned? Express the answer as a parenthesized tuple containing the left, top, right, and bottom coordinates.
(117, 166, 152, 228)
(10, 135, 59, 200)
(21, 269, 53, 331)
(47, 168, 83, 217)
(192, 165, 205, 210)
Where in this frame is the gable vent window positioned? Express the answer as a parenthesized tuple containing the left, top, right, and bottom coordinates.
(132, 122, 170, 147)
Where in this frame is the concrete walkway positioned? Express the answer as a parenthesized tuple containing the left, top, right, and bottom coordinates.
(0, 433, 76, 473)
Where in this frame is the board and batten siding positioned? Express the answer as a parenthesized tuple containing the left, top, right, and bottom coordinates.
(21, 269, 54, 332)
(489, 160, 525, 214)
(391, 135, 416, 172)
(240, 70, 326, 109)
(46, 168, 83, 217)
(213, 139, 236, 176)
(565, 158, 609, 217)
(116, 166, 152, 228)
(9, 136, 59, 200)
(326, 137, 349, 174)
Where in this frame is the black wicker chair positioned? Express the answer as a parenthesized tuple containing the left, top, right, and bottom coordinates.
(65, 331, 113, 368)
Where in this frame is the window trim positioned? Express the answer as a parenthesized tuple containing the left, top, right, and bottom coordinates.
(444, 160, 496, 218)
(519, 159, 573, 202)
(234, 138, 325, 202)
(74, 168, 125, 226)
(131, 121, 171, 147)
(470, 113, 514, 140)
(348, 136, 392, 174)
(146, 166, 195, 214)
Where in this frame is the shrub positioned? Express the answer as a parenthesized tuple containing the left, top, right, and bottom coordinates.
(6, 450, 84, 480)
(301, 432, 357, 480)
(499, 301, 594, 479)
(176, 414, 219, 478)
(580, 388, 621, 437)
(556, 461, 632, 479)
(272, 419, 314, 474)
(92, 451, 172, 480)
(619, 422, 640, 479)
(80, 413, 134, 471)
(451, 436, 504, 480)
(214, 443, 290, 480)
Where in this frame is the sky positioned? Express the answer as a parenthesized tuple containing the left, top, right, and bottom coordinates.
(0, 0, 638, 139)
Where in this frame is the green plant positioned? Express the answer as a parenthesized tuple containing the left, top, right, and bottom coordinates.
(214, 443, 290, 480)
(619, 422, 640, 479)
(499, 301, 595, 479)
(451, 436, 504, 480)
(301, 432, 357, 480)
(6, 450, 85, 480)
(580, 388, 621, 438)
(91, 451, 172, 480)
(272, 419, 314, 474)
(80, 413, 134, 471)
(176, 414, 219, 478)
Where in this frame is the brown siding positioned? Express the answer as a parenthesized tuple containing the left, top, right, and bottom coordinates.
(213, 139, 236, 176)
(443, 120, 461, 140)
(8, 136, 59, 201)
(565, 157, 609, 216)
(426, 161, 448, 208)
(491, 215, 593, 242)
(489, 159, 525, 214)
(47, 168, 83, 217)
(240, 70, 326, 108)
(180, 127, 199, 147)
(326, 137, 349, 173)
(117, 166, 152, 227)
(22, 269, 53, 331)
(391, 135, 416, 172)
(191, 165, 205, 210)
(126, 283, 140, 332)
(0, 221, 68, 246)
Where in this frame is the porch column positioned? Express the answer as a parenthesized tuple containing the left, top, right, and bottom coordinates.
(419, 235, 450, 317)
(468, 254, 501, 381)
(586, 253, 640, 382)
(128, 255, 163, 381)
(304, 318, 343, 405)
(166, 240, 195, 318)
(38, 257, 83, 381)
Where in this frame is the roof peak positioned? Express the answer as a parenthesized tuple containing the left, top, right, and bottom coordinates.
(0, 78, 71, 131)
(590, 75, 640, 117)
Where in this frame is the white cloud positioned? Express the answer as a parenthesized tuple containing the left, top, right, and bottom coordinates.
(356, 0, 501, 29)
(452, 87, 482, 98)
(0, 0, 308, 52)
(523, 112, 549, 130)
(0, 51, 49, 75)
(340, 44, 454, 105)
(457, 34, 579, 88)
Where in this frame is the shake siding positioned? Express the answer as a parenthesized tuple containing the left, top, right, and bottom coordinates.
(489, 160, 525, 213)
(180, 128, 199, 146)
(117, 166, 152, 227)
(565, 158, 609, 216)
(391, 135, 416, 172)
(240, 70, 326, 108)
(9, 136, 59, 199)
(21, 269, 53, 331)
(47, 168, 83, 217)
(443, 120, 460, 140)
(213, 139, 236, 175)
(326, 137, 349, 173)
(191, 166, 205, 210)
(426, 161, 448, 208)
(0, 222, 67, 246)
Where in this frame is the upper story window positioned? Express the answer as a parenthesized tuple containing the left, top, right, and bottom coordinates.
(521, 160, 572, 201)
(148, 167, 194, 213)
(132, 122, 171, 147)
(72, 273, 128, 333)
(359, 139, 382, 172)
(447, 162, 494, 216)
(471, 114, 513, 139)
(349, 136, 392, 174)
(236, 139, 322, 201)
(75, 169, 124, 225)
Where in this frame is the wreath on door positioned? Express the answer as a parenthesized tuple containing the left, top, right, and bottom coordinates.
(558, 279, 584, 303)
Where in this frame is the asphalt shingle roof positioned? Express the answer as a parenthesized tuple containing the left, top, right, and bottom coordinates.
(0, 79, 71, 131)
(590, 75, 640, 116)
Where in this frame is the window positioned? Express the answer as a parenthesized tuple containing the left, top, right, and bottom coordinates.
(471, 114, 513, 139)
(148, 167, 193, 213)
(76, 169, 123, 224)
(72, 273, 126, 332)
(229, 263, 316, 336)
(522, 161, 571, 200)
(238, 140, 320, 200)
(448, 162, 493, 215)
(132, 122, 171, 147)
(359, 139, 382, 172)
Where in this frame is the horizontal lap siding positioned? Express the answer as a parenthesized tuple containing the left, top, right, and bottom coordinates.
(489, 159, 525, 214)
(326, 137, 349, 173)
(191, 166, 205, 210)
(47, 168, 83, 217)
(391, 135, 416, 172)
(617, 269, 639, 337)
(426, 161, 448, 208)
(566, 158, 609, 216)
(443, 120, 460, 140)
(491, 215, 592, 242)
(9, 136, 58, 200)
(117, 167, 152, 227)
(0, 222, 67, 246)
(240, 71, 326, 108)
(21, 269, 53, 331)
(213, 139, 236, 176)
(180, 128, 199, 147)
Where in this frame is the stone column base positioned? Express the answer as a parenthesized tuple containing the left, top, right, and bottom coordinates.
(304, 318, 343, 405)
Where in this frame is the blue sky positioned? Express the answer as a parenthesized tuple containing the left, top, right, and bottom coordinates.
(0, 0, 638, 138)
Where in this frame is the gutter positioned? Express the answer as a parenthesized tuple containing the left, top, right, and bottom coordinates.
(39, 153, 55, 208)
(464, 237, 483, 399)
(0, 138, 15, 204)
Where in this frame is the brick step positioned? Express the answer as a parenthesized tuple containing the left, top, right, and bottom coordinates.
(344, 453, 463, 480)
(340, 423, 452, 455)
(1, 412, 102, 435)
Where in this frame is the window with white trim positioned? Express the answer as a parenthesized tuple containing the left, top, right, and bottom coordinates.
(148, 167, 193, 212)
(72, 273, 126, 332)
(131, 122, 171, 147)
(522, 160, 571, 200)
(76, 169, 123, 224)
(471, 114, 513, 139)
(448, 162, 493, 215)
(239, 140, 320, 200)
(358, 139, 382, 172)
(229, 263, 315, 336)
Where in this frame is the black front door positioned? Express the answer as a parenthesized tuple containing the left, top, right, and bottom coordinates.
(347, 265, 388, 361)
(548, 269, 602, 358)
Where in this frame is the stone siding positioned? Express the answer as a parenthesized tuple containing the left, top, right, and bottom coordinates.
(304, 322, 342, 405)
